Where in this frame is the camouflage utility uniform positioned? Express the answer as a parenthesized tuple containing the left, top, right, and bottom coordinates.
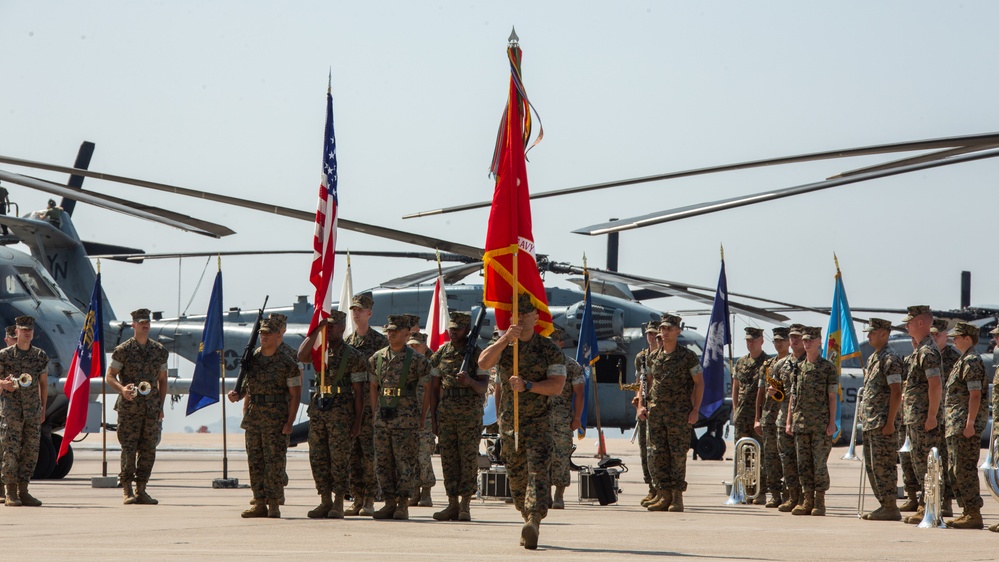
(759, 354, 784, 499)
(496, 334, 566, 521)
(733, 351, 769, 441)
(903, 336, 945, 506)
(647, 346, 702, 495)
(415, 347, 437, 494)
(240, 350, 300, 503)
(944, 349, 988, 511)
(634, 347, 654, 488)
(370, 346, 431, 504)
(431, 340, 484, 499)
(345, 329, 387, 502)
(775, 352, 803, 505)
(0, 346, 48, 484)
(308, 342, 369, 497)
(111, 338, 169, 488)
(550, 356, 584, 489)
(862, 344, 903, 506)
(791, 357, 837, 494)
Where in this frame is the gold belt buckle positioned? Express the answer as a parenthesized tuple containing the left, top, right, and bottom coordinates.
(382, 387, 400, 397)
(318, 385, 333, 394)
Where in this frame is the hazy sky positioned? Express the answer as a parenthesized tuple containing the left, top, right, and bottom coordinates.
(3, 2, 999, 430)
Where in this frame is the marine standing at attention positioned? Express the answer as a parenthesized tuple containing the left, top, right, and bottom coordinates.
(234, 317, 301, 518)
(343, 292, 387, 517)
(548, 326, 585, 510)
(478, 293, 566, 550)
(930, 317, 958, 517)
(0, 316, 48, 507)
(407, 330, 437, 508)
(298, 311, 369, 519)
(732, 326, 769, 504)
(635, 321, 661, 507)
(774, 324, 806, 512)
(755, 327, 789, 508)
(105, 308, 169, 506)
(859, 318, 903, 521)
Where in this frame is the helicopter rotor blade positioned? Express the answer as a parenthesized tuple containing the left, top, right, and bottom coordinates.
(0, 153, 483, 257)
(403, 131, 999, 219)
(0, 169, 226, 238)
(88, 249, 478, 264)
(380, 262, 484, 289)
(573, 147, 999, 235)
(826, 143, 999, 179)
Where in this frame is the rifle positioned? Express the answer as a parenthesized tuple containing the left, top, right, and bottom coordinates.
(459, 306, 488, 376)
(233, 295, 269, 397)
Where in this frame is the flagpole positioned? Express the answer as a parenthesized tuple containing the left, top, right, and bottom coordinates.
(217, 256, 228, 480)
(97, 258, 107, 479)
(583, 257, 607, 458)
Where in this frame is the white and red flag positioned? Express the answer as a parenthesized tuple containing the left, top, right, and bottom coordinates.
(58, 272, 105, 460)
(426, 274, 450, 352)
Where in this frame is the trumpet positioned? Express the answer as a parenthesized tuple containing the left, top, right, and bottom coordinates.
(917, 447, 947, 529)
(17, 373, 32, 387)
(129, 381, 153, 397)
(724, 437, 761, 505)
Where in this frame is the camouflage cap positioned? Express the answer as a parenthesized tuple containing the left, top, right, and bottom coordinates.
(644, 320, 661, 333)
(901, 304, 931, 323)
(130, 308, 151, 322)
(349, 293, 374, 310)
(401, 314, 421, 329)
(990, 324, 999, 336)
(268, 313, 288, 331)
(863, 318, 893, 332)
(384, 314, 407, 331)
(801, 326, 823, 340)
(949, 321, 979, 340)
(326, 310, 347, 324)
(550, 325, 567, 342)
(407, 332, 428, 346)
(772, 327, 790, 340)
(4, 326, 15, 338)
(788, 323, 806, 337)
(258, 317, 279, 333)
(744, 327, 764, 339)
(929, 318, 949, 334)
(448, 311, 471, 330)
(517, 293, 537, 314)
(660, 313, 682, 328)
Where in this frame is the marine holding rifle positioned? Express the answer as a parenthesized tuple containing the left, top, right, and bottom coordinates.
(478, 293, 565, 550)
(298, 310, 369, 519)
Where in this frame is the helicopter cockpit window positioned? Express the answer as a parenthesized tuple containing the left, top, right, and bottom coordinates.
(1, 266, 59, 299)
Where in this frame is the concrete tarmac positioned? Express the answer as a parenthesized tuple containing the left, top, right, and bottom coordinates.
(3, 433, 997, 560)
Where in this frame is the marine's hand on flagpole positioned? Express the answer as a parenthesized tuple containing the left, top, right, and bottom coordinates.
(504, 325, 523, 344)
(509, 375, 526, 392)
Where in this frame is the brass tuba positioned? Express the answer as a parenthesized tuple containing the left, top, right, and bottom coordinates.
(17, 373, 32, 387)
(917, 447, 947, 529)
(981, 419, 999, 503)
(724, 437, 761, 505)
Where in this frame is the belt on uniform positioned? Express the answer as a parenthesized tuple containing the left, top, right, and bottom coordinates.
(250, 394, 290, 404)
(442, 387, 476, 397)
(316, 385, 351, 395)
(381, 387, 415, 398)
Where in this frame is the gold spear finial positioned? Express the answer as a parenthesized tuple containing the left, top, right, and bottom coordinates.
(720, 243, 725, 261)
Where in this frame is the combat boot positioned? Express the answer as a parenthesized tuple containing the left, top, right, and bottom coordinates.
(765, 491, 782, 508)
(327, 493, 345, 519)
(947, 506, 984, 529)
(344, 495, 363, 516)
(904, 504, 925, 525)
(792, 491, 813, 515)
(521, 514, 541, 550)
(266, 499, 281, 518)
(899, 491, 919, 512)
(418, 486, 433, 507)
(134, 483, 157, 505)
(941, 498, 954, 518)
(393, 498, 410, 520)
(811, 491, 826, 516)
(988, 521, 999, 532)
(4, 483, 20, 507)
(307, 492, 333, 519)
(433, 496, 460, 521)
(552, 486, 565, 509)
(866, 499, 901, 521)
(458, 494, 472, 521)
(640, 485, 657, 506)
(372, 498, 397, 519)
(17, 482, 41, 507)
(752, 492, 767, 505)
(667, 490, 684, 512)
(647, 489, 673, 511)
(778, 488, 799, 512)
(122, 481, 136, 505)
(241, 500, 267, 518)
(360, 496, 375, 517)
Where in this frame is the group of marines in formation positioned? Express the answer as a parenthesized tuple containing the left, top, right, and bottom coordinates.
(632, 304, 998, 531)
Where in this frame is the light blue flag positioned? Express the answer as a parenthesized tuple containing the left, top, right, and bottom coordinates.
(823, 262, 860, 440)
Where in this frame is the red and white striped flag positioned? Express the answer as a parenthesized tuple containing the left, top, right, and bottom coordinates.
(426, 275, 450, 352)
(308, 79, 339, 370)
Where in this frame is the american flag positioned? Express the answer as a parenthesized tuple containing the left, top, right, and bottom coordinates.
(309, 83, 339, 340)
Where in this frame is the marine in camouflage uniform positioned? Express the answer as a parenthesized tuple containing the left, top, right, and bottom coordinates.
(942, 322, 988, 528)
(407, 330, 436, 507)
(106, 308, 169, 506)
(343, 292, 387, 516)
(775, 324, 805, 512)
(756, 327, 789, 507)
(549, 327, 586, 509)
(859, 318, 903, 521)
(899, 305, 945, 525)
(426, 311, 487, 522)
(0, 325, 15, 501)
(787, 326, 837, 516)
(931, 318, 959, 513)
(369, 315, 433, 520)
(732, 327, 769, 504)
(643, 314, 704, 513)
(635, 321, 660, 506)
(298, 311, 369, 519)
(238, 318, 302, 518)
(0, 316, 48, 506)
(478, 294, 566, 550)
